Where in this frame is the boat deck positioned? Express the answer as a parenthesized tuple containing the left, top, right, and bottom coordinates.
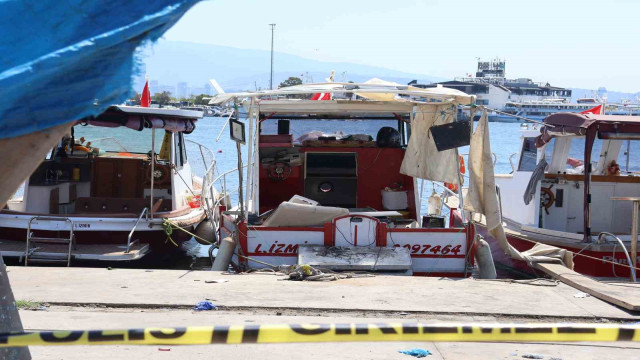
(0, 239, 149, 262)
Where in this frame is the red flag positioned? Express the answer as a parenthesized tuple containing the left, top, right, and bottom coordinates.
(141, 80, 151, 107)
(579, 104, 602, 115)
(311, 92, 331, 101)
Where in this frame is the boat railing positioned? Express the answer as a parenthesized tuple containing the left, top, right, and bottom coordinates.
(597, 232, 637, 283)
(185, 139, 217, 174)
(509, 152, 518, 173)
(126, 207, 148, 253)
(211, 164, 249, 210)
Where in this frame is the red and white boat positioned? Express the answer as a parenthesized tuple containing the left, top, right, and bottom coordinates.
(475, 112, 640, 279)
(210, 81, 479, 276)
(0, 105, 218, 265)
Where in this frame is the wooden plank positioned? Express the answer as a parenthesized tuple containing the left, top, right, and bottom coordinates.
(533, 262, 640, 311)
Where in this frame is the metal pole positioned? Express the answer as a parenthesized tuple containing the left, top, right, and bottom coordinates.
(269, 23, 276, 90)
(150, 128, 155, 219)
(632, 200, 638, 281)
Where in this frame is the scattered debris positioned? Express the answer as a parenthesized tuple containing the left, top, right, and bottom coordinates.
(193, 301, 217, 311)
(276, 264, 374, 281)
(522, 354, 544, 359)
(398, 348, 432, 358)
(574, 292, 591, 298)
(205, 279, 229, 283)
(158, 348, 171, 351)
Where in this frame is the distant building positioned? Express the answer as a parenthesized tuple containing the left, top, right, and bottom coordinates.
(176, 82, 188, 98)
(204, 82, 213, 95)
(149, 80, 159, 94)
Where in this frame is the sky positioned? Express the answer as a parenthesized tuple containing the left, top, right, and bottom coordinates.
(163, 0, 640, 93)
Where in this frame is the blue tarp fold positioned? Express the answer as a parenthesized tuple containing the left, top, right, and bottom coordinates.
(0, 0, 200, 139)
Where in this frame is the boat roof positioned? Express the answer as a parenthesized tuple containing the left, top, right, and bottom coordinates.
(108, 105, 203, 119)
(535, 112, 640, 147)
(208, 81, 475, 106)
(256, 100, 414, 116)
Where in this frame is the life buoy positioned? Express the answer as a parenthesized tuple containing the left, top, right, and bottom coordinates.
(541, 185, 555, 215)
(444, 155, 465, 192)
(73, 145, 91, 153)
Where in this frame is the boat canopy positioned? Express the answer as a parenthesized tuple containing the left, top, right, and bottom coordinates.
(83, 105, 200, 133)
(208, 82, 475, 106)
(535, 113, 640, 147)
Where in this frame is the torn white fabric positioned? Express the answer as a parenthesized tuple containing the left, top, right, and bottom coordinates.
(400, 104, 459, 183)
(466, 110, 574, 268)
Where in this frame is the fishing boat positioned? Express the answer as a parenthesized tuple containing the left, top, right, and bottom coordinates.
(473, 113, 640, 279)
(208, 81, 482, 276)
(0, 105, 218, 265)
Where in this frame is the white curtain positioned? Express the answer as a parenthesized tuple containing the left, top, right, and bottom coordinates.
(465, 111, 574, 268)
(400, 103, 459, 184)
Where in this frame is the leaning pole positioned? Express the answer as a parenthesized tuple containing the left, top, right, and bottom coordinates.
(0, 256, 30, 359)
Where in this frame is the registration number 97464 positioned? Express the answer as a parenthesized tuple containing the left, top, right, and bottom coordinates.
(392, 243, 462, 255)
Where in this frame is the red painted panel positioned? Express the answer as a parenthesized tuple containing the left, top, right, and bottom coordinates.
(258, 147, 416, 219)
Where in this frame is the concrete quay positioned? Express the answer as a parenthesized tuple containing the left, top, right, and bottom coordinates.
(6, 267, 640, 359)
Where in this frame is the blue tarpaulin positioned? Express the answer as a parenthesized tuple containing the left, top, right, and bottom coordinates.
(0, 0, 200, 140)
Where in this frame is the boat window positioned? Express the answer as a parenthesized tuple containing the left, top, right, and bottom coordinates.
(174, 132, 186, 167)
(565, 137, 604, 172)
(73, 125, 162, 154)
(518, 137, 538, 171)
(260, 118, 400, 144)
(616, 140, 640, 174)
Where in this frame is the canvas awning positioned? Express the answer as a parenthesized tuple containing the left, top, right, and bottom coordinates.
(85, 106, 200, 133)
(208, 81, 475, 106)
(535, 113, 640, 147)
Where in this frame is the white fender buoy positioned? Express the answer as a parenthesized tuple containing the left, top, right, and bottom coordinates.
(211, 236, 236, 271)
(194, 221, 216, 246)
(474, 237, 497, 279)
(427, 191, 442, 216)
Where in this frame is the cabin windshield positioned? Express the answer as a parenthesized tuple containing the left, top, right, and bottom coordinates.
(74, 125, 164, 154)
(260, 118, 403, 144)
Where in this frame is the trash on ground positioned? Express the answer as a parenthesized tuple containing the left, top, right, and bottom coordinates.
(522, 354, 545, 359)
(573, 292, 590, 298)
(205, 279, 229, 283)
(193, 300, 217, 311)
(158, 348, 171, 351)
(398, 348, 432, 358)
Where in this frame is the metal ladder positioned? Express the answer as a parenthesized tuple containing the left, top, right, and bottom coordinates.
(25, 216, 75, 267)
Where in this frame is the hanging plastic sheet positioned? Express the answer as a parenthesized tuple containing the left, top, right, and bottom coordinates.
(0, 0, 200, 140)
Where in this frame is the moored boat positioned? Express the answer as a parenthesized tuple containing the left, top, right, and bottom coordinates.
(474, 113, 640, 279)
(0, 105, 219, 265)
(208, 81, 481, 276)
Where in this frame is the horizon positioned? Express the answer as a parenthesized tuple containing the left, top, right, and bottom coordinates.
(159, 0, 640, 94)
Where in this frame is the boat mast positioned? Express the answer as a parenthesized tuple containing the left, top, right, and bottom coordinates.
(269, 23, 276, 90)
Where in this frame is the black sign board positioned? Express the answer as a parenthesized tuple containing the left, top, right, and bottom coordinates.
(229, 119, 246, 144)
(429, 120, 471, 151)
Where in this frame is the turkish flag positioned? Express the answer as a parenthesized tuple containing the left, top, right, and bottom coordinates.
(580, 104, 602, 115)
(311, 92, 331, 101)
(141, 80, 151, 107)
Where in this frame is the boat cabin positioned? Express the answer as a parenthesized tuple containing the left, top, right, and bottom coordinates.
(502, 113, 640, 239)
(0, 106, 212, 264)
(212, 83, 477, 276)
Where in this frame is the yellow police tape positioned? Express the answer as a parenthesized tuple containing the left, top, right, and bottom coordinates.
(1, 323, 639, 347)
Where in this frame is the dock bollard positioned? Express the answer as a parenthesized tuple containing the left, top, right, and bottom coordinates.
(211, 236, 236, 271)
(474, 237, 497, 279)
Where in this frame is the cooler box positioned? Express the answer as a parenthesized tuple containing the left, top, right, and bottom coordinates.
(381, 190, 408, 210)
